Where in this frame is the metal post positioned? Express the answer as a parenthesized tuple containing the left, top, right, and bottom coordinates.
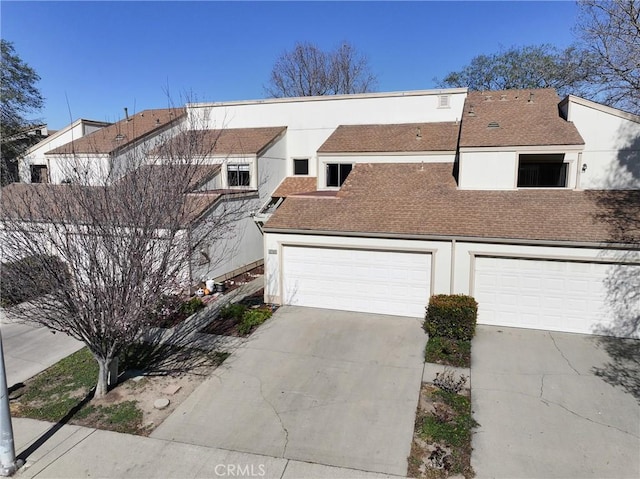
(0, 329, 19, 476)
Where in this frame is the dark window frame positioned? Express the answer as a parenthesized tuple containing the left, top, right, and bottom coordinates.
(227, 164, 251, 187)
(293, 158, 309, 175)
(326, 163, 353, 187)
(517, 154, 568, 188)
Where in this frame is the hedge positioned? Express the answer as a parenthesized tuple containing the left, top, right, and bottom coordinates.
(423, 294, 478, 341)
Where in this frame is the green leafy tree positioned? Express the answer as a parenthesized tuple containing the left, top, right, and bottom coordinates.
(1, 39, 45, 184)
(436, 44, 595, 98)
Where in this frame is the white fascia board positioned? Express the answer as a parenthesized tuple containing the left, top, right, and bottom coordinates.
(317, 150, 457, 157)
(459, 144, 584, 153)
(187, 88, 469, 109)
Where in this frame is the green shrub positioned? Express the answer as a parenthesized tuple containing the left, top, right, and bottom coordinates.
(423, 294, 478, 340)
(220, 303, 248, 321)
(238, 308, 272, 335)
(425, 336, 471, 368)
(180, 297, 205, 317)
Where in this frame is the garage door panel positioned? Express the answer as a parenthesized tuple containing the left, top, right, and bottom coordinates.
(283, 246, 431, 318)
(474, 256, 639, 335)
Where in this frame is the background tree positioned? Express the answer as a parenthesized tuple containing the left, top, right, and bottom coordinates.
(265, 41, 377, 97)
(0, 113, 249, 397)
(1, 40, 45, 184)
(436, 44, 595, 98)
(576, 0, 640, 114)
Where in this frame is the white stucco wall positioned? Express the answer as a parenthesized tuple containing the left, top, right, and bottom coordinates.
(565, 98, 640, 190)
(19, 120, 110, 183)
(458, 148, 581, 190)
(188, 90, 467, 178)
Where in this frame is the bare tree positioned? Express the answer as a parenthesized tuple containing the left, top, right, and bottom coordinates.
(576, 0, 640, 114)
(0, 108, 252, 397)
(265, 41, 377, 97)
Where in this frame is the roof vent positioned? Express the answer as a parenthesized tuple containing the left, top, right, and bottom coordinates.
(115, 133, 125, 142)
(156, 119, 161, 125)
(500, 94, 507, 101)
(124, 107, 130, 122)
(528, 92, 535, 103)
(468, 104, 476, 117)
(484, 95, 493, 102)
(416, 127, 422, 139)
(487, 122, 500, 129)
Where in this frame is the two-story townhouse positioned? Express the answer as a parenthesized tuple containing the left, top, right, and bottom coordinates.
(261, 88, 640, 338)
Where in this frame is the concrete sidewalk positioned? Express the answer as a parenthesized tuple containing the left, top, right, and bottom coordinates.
(12, 418, 397, 478)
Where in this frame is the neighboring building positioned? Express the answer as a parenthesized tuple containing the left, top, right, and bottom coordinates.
(18, 119, 111, 184)
(2, 124, 50, 185)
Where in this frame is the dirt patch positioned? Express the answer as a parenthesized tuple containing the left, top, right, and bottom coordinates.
(408, 383, 477, 479)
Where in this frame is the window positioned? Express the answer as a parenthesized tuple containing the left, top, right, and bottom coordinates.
(517, 154, 567, 187)
(293, 158, 309, 175)
(227, 164, 250, 187)
(30, 165, 49, 183)
(326, 163, 352, 187)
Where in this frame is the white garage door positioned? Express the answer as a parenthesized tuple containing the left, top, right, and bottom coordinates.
(282, 246, 431, 318)
(474, 256, 638, 335)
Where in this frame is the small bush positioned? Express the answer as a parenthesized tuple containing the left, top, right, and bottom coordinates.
(180, 297, 205, 317)
(434, 368, 468, 394)
(423, 294, 478, 341)
(238, 308, 272, 335)
(220, 303, 248, 321)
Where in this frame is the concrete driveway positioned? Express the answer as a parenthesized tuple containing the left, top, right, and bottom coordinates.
(151, 306, 426, 476)
(471, 326, 640, 479)
(1, 310, 83, 387)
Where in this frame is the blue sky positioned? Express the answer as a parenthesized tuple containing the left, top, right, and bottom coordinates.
(2, 1, 580, 129)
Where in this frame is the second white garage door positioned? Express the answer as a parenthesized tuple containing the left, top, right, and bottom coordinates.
(474, 256, 638, 335)
(282, 246, 431, 318)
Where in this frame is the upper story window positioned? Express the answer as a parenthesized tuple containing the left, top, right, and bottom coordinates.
(517, 154, 567, 188)
(326, 163, 352, 187)
(30, 165, 49, 183)
(293, 158, 309, 175)
(227, 164, 250, 187)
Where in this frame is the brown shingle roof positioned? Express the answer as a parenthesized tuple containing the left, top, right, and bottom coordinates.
(116, 164, 221, 193)
(460, 89, 585, 148)
(318, 122, 460, 153)
(161, 127, 286, 156)
(265, 163, 639, 245)
(272, 177, 318, 197)
(46, 109, 186, 155)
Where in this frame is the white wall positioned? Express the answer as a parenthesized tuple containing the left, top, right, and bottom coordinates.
(458, 149, 581, 190)
(189, 90, 467, 178)
(19, 120, 106, 183)
(567, 99, 640, 189)
(257, 135, 288, 203)
(190, 196, 264, 282)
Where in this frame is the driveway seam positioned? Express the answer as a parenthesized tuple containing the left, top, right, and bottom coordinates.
(549, 332, 581, 375)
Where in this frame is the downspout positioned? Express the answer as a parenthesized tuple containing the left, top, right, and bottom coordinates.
(450, 239, 456, 294)
(576, 152, 583, 190)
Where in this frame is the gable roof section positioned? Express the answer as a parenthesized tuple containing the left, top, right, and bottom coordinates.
(46, 108, 186, 155)
(460, 89, 584, 148)
(318, 122, 459, 153)
(116, 164, 221, 193)
(265, 162, 639, 245)
(272, 177, 318, 197)
(161, 127, 287, 157)
(25, 119, 112, 156)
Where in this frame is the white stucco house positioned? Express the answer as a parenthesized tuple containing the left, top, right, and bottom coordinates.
(196, 88, 638, 338)
(18, 118, 112, 184)
(7, 88, 639, 337)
